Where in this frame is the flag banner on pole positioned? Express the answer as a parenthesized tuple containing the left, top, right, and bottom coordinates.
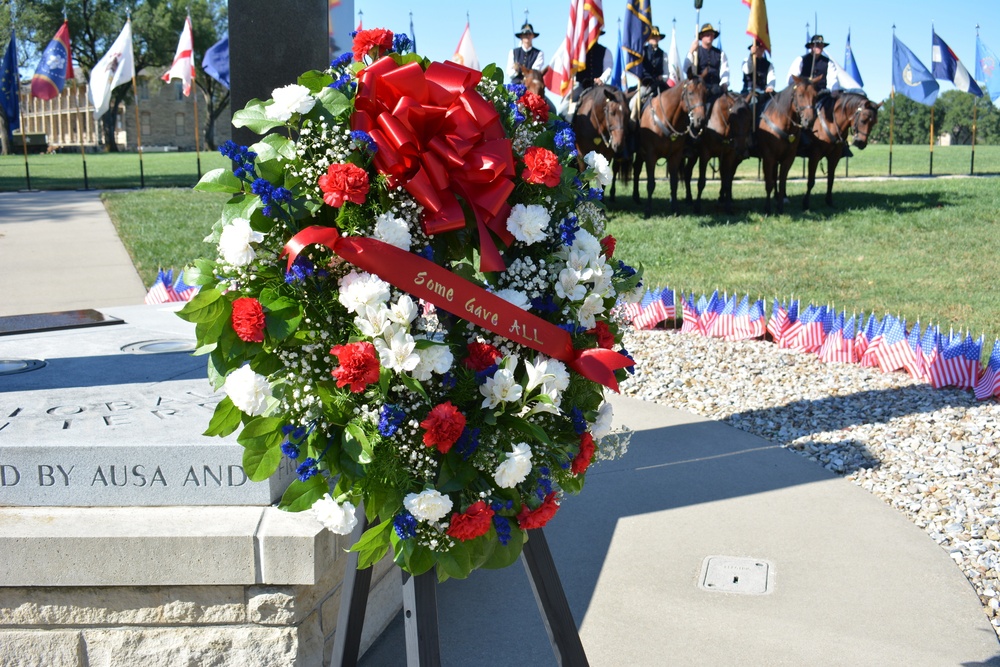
(743, 0, 770, 53)
(162, 16, 196, 96)
(89, 21, 135, 120)
(451, 22, 479, 71)
(31, 21, 74, 100)
(666, 23, 683, 86)
(202, 35, 230, 89)
(1, 31, 19, 140)
(623, 0, 651, 79)
(932, 30, 983, 97)
(892, 35, 939, 105)
(545, 0, 605, 97)
(844, 29, 863, 87)
(612, 25, 625, 90)
(410, 14, 417, 54)
(975, 36, 1000, 104)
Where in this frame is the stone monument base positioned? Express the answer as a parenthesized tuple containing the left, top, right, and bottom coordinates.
(0, 506, 401, 666)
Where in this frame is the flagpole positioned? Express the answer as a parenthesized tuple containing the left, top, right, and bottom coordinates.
(889, 89, 894, 176)
(971, 101, 977, 175)
(192, 80, 202, 178)
(929, 105, 934, 176)
(17, 86, 32, 191)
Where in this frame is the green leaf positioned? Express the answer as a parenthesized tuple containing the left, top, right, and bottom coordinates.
(481, 525, 525, 570)
(180, 259, 217, 287)
(252, 133, 297, 163)
(265, 311, 302, 342)
(499, 415, 553, 447)
(398, 374, 428, 402)
(299, 69, 335, 93)
(349, 520, 393, 569)
(237, 416, 286, 449)
(242, 439, 282, 481)
(278, 475, 329, 511)
(194, 168, 243, 193)
(436, 544, 473, 581)
(221, 193, 263, 224)
(393, 538, 435, 576)
(204, 396, 242, 437)
(232, 100, 287, 134)
(176, 287, 225, 324)
(345, 422, 373, 463)
(437, 454, 478, 493)
(315, 86, 351, 118)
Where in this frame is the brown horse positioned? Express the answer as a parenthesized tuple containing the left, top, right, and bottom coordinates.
(631, 76, 709, 217)
(573, 84, 628, 202)
(756, 75, 820, 215)
(681, 91, 753, 214)
(516, 63, 549, 98)
(801, 91, 882, 210)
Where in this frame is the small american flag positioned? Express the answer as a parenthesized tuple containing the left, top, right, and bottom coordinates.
(632, 289, 660, 329)
(900, 320, 925, 380)
(958, 334, 983, 391)
(855, 312, 874, 359)
(709, 294, 737, 338)
(748, 299, 767, 339)
(786, 304, 825, 353)
(974, 339, 1000, 401)
(172, 271, 199, 301)
(766, 298, 787, 342)
(928, 331, 965, 389)
(680, 293, 699, 334)
(777, 299, 800, 348)
(725, 295, 753, 341)
(660, 288, 676, 321)
(874, 317, 916, 374)
(698, 290, 721, 336)
(145, 269, 175, 305)
(859, 315, 887, 368)
(817, 310, 844, 363)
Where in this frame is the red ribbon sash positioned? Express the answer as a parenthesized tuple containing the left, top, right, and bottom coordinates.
(283, 226, 632, 392)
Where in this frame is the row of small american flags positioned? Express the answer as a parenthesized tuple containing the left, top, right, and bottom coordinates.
(144, 269, 198, 305)
(619, 289, 1000, 402)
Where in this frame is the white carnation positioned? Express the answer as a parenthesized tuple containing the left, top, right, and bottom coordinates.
(265, 84, 316, 121)
(338, 271, 391, 314)
(584, 151, 613, 187)
(223, 365, 271, 416)
(218, 217, 264, 267)
(493, 442, 533, 488)
(571, 228, 602, 258)
(481, 368, 523, 409)
(506, 203, 550, 245)
(312, 494, 358, 535)
(404, 489, 453, 523)
(373, 212, 412, 251)
(411, 342, 454, 381)
(495, 288, 530, 310)
(590, 400, 614, 440)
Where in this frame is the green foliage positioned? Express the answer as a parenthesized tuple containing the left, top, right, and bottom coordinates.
(868, 91, 1000, 146)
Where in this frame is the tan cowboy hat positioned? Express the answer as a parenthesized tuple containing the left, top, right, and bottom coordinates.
(649, 26, 664, 41)
(515, 23, 539, 38)
(698, 23, 720, 39)
(806, 34, 829, 48)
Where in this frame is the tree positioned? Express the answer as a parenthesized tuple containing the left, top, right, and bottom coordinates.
(0, 2, 44, 155)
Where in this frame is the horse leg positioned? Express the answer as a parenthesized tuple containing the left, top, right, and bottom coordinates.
(721, 155, 735, 215)
(803, 154, 819, 211)
(668, 153, 683, 215)
(777, 156, 795, 215)
(696, 153, 708, 215)
(825, 154, 840, 207)
(632, 152, 643, 205)
(682, 155, 695, 205)
(644, 155, 656, 218)
(762, 154, 774, 215)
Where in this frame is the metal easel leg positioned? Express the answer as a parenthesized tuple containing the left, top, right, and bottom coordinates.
(402, 570, 442, 667)
(330, 512, 373, 667)
(520, 529, 590, 667)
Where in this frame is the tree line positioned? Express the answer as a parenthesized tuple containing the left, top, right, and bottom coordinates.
(869, 90, 1000, 145)
(1, 0, 229, 154)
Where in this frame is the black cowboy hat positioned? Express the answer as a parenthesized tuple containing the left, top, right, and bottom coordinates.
(806, 34, 829, 48)
(515, 23, 539, 38)
(649, 26, 664, 40)
(698, 23, 720, 39)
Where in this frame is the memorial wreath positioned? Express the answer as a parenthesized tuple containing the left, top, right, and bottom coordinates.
(178, 28, 642, 580)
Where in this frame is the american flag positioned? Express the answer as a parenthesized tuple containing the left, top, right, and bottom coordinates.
(145, 268, 178, 305)
(698, 290, 721, 336)
(859, 315, 887, 368)
(855, 312, 874, 359)
(874, 317, 916, 374)
(680, 293, 699, 333)
(974, 338, 1000, 401)
(920, 324, 939, 372)
(776, 299, 800, 348)
(748, 299, 767, 339)
(900, 320, 925, 380)
(632, 289, 660, 329)
(840, 313, 858, 364)
(660, 288, 676, 321)
(172, 270, 199, 302)
(766, 298, 787, 342)
(786, 304, 825, 353)
(725, 295, 754, 340)
(620, 295, 643, 324)
(544, 0, 605, 97)
(927, 331, 965, 389)
(817, 310, 843, 363)
(957, 334, 983, 391)
(709, 293, 737, 338)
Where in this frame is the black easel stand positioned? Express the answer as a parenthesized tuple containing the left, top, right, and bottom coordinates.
(330, 514, 589, 667)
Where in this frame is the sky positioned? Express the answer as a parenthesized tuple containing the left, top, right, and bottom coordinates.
(354, 0, 1000, 103)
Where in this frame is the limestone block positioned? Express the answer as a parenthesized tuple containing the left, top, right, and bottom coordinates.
(0, 586, 246, 626)
(257, 506, 337, 585)
(247, 587, 298, 626)
(84, 626, 305, 667)
(0, 629, 83, 666)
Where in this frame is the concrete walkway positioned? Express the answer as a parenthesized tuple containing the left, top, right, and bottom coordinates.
(1, 190, 998, 665)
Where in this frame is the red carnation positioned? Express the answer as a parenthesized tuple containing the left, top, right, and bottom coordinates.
(519, 91, 549, 122)
(517, 492, 560, 530)
(318, 163, 370, 208)
(586, 321, 615, 349)
(446, 501, 495, 541)
(330, 341, 380, 393)
(231, 297, 266, 343)
(464, 342, 502, 372)
(571, 432, 596, 474)
(352, 28, 394, 62)
(600, 234, 616, 258)
(521, 146, 562, 187)
(420, 401, 466, 453)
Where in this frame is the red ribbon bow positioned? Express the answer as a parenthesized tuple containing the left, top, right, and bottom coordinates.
(283, 227, 633, 392)
(352, 58, 516, 272)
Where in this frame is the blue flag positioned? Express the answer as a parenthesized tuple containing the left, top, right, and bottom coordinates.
(202, 34, 229, 89)
(932, 30, 983, 97)
(612, 26, 625, 90)
(893, 35, 939, 105)
(1, 31, 19, 142)
(844, 29, 864, 88)
(975, 35, 1000, 103)
(623, 0, 651, 79)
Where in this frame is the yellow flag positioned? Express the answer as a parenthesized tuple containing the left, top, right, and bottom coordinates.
(744, 0, 771, 53)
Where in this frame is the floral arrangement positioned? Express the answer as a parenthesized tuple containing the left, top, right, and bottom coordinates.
(179, 28, 642, 580)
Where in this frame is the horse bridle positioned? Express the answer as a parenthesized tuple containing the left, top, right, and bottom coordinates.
(789, 84, 814, 130)
(591, 92, 625, 150)
(681, 81, 705, 138)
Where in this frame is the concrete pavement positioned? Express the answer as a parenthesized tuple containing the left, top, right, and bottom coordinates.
(1, 189, 998, 665)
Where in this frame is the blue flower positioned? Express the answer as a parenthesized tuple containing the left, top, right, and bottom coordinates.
(330, 52, 353, 69)
(453, 427, 481, 460)
(530, 295, 558, 313)
(558, 323, 587, 335)
(558, 215, 579, 246)
(349, 130, 378, 154)
(616, 260, 637, 278)
(554, 127, 577, 158)
(535, 467, 553, 500)
(296, 458, 318, 481)
(392, 33, 412, 53)
(510, 104, 526, 124)
(280, 440, 300, 460)
(440, 372, 457, 389)
(505, 83, 527, 98)
(619, 347, 636, 374)
(393, 511, 418, 539)
(378, 404, 406, 437)
(474, 364, 499, 385)
(331, 73, 354, 91)
(492, 515, 512, 545)
(587, 187, 604, 201)
(418, 246, 434, 262)
(571, 407, 587, 435)
(285, 256, 316, 283)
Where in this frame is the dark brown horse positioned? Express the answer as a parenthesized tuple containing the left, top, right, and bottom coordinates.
(631, 76, 709, 217)
(681, 91, 753, 214)
(573, 84, 628, 201)
(756, 75, 820, 214)
(801, 91, 882, 210)
(516, 64, 549, 99)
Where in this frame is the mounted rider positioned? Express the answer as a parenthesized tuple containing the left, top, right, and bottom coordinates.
(742, 38, 775, 153)
(786, 35, 860, 156)
(641, 26, 669, 96)
(683, 23, 729, 116)
(507, 23, 545, 86)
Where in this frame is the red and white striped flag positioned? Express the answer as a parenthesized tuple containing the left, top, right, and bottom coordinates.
(162, 16, 195, 96)
(766, 298, 786, 341)
(680, 294, 699, 334)
(545, 0, 605, 97)
(974, 339, 1000, 401)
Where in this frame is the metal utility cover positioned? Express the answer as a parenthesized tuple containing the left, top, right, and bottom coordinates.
(699, 556, 771, 594)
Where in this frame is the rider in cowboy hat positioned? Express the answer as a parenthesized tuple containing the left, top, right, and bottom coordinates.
(507, 23, 545, 86)
(571, 27, 613, 103)
(641, 26, 669, 94)
(786, 35, 860, 155)
(683, 23, 730, 99)
(742, 38, 775, 155)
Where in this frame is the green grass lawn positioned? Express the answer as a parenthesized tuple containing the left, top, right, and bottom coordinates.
(98, 167, 1000, 345)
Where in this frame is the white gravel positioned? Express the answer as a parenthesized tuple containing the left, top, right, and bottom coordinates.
(620, 327, 1000, 635)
